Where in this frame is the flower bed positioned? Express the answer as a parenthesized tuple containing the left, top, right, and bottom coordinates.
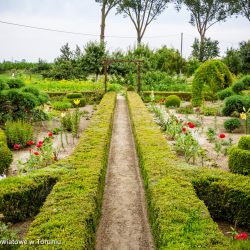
(20, 92, 116, 249)
(127, 92, 250, 249)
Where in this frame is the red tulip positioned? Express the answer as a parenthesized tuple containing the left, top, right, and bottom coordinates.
(48, 132, 53, 137)
(34, 151, 39, 156)
(188, 122, 195, 129)
(235, 232, 248, 240)
(182, 127, 187, 133)
(27, 140, 35, 146)
(36, 143, 42, 148)
(13, 144, 21, 150)
(218, 134, 226, 139)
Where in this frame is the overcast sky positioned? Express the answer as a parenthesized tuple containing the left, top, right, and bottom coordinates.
(0, 0, 249, 62)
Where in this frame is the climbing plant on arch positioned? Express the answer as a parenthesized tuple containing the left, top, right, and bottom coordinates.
(191, 59, 233, 106)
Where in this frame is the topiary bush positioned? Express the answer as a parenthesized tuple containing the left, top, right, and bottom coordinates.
(165, 95, 181, 108)
(52, 101, 72, 111)
(216, 88, 234, 100)
(232, 75, 250, 94)
(222, 95, 250, 116)
(6, 78, 25, 89)
(229, 146, 250, 176)
(241, 75, 250, 88)
(224, 118, 241, 132)
(192, 60, 233, 106)
(238, 135, 250, 151)
(5, 120, 34, 148)
(66, 93, 83, 99)
(0, 142, 13, 175)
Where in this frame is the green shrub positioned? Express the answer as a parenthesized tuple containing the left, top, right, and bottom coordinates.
(22, 92, 116, 249)
(69, 97, 86, 107)
(192, 60, 233, 106)
(66, 92, 83, 99)
(0, 221, 17, 244)
(238, 135, 250, 150)
(224, 118, 241, 132)
(0, 142, 13, 175)
(232, 80, 245, 94)
(0, 82, 9, 91)
(21, 86, 40, 96)
(52, 101, 72, 111)
(0, 129, 7, 144)
(127, 92, 229, 249)
(127, 85, 135, 91)
(165, 95, 181, 107)
(5, 120, 34, 148)
(143, 91, 192, 101)
(229, 146, 250, 175)
(216, 88, 234, 100)
(222, 95, 250, 116)
(177, 105, 194, 114)
(6, 78, 25, 89)
(241, 75, 250, 88)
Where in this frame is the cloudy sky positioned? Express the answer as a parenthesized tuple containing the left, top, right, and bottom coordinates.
(0, 0, 249, 62)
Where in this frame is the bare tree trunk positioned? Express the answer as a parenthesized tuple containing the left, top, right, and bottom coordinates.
(100, 3, 106, 43)
(137, 29, 142, 46)
(199, 33, 205, 62)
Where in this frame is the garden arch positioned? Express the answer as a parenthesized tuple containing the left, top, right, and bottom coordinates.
(103, 59, 144, 93)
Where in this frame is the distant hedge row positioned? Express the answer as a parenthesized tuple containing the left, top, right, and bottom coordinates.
(20, 92, 116, 249)
(127, 92, 250, 249)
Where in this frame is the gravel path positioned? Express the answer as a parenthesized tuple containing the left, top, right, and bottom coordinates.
(96, 96, 154, 250)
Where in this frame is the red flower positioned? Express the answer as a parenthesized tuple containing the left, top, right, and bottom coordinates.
(218, 134, 226, 139)
(38, 140, 43, 145)
(48, 132, 53, 137)
(36, 143, 42, 148)
(235, 232, 248, 240)
(188, 122, 195, 128)
(182, 127, 187, 133)
(13, 144, 21, 150)
(34, 151, 39, 156)
(176, 119, 179, 123)
(27, 140, 35, 146)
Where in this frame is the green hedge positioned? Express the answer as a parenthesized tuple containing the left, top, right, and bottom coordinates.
(21, 92, 116, 249)
(127, 92, 229, 249)
(0, 166, 67, 222)
(228, 146, 250, 176)
(238, 135, 250, 150)
(143, 91, 192, 101)
(181, 166, 250, 230)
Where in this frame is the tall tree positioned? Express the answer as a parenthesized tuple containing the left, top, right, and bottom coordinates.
(192, 37, 220, 62)
(95, 0, 119, 43)
(176, 0, 233, 61)
(117, 0, 170, 45)
(232, 0, 250, 21)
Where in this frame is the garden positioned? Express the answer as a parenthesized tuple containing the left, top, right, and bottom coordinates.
(0, 26, 250, 250)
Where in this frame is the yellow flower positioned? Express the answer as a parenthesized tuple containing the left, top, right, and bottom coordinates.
(240, 112, 247, 120)
(61, 112, 66, 118)
(73, 99, 80, 106)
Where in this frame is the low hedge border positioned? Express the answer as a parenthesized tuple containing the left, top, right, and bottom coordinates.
(21, 92, 116, 249)
(180, 166, 250, 230)
(127, 92, 229, 249)
(143, 91, 192, 101)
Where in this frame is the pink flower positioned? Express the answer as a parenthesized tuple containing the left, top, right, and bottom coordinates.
(235, 232, 248, 240)
(13, 144, 21, 150)
(27, 140, 35, 146)
(218, 134, 226, 139)
(34, 151, 39, 156)
(48, 132, 53, 137)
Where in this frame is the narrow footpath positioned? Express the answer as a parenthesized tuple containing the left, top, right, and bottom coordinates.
(96, 95, 154, 250)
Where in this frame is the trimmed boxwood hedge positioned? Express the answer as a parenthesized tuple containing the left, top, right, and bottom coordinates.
(127, 92, 229, 249)
(238, 135, 250, 150)
(143, 91, 192, 101)
(21, 92, 116, 249)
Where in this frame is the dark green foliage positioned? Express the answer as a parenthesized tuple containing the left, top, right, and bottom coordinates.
(232, 80, 246, 93)
(0, 129, 13, 175)
(229, 146, 250, 175)
(0, 81, 9, 91)
(5, 120, 34, 148)
(192, 60, 233, 106)
(127, 85, 135, 91)
(52, 101, 72, 111)
(223, 48, 242, 75)
(165, 95, 181, 107)
(216, 88, 234, 100)
(224, 118, 241, 132)
(238, 135, 250, 150)
(66, 93, 83, 99)
(239, 40, 250, 73)
(21, 86, 40, 96)
(241, 75, 250, 88)
(22, 93, 116, 249)
(6, 78, 25, 89)
(222, 95, 250, 116)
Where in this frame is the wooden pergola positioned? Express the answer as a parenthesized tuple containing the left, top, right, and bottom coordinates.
(103, 59, 144, 93)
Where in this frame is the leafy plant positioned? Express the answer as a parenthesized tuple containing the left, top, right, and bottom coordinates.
(224, 118, 241, 132)
(206, 128, 216, 142)
(52, 101, 72, 111)
(216, 88, 234, 100)
(177, 105, 194, 114)
(0, 142, 13, 175)
(5, 120, 34, 148)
